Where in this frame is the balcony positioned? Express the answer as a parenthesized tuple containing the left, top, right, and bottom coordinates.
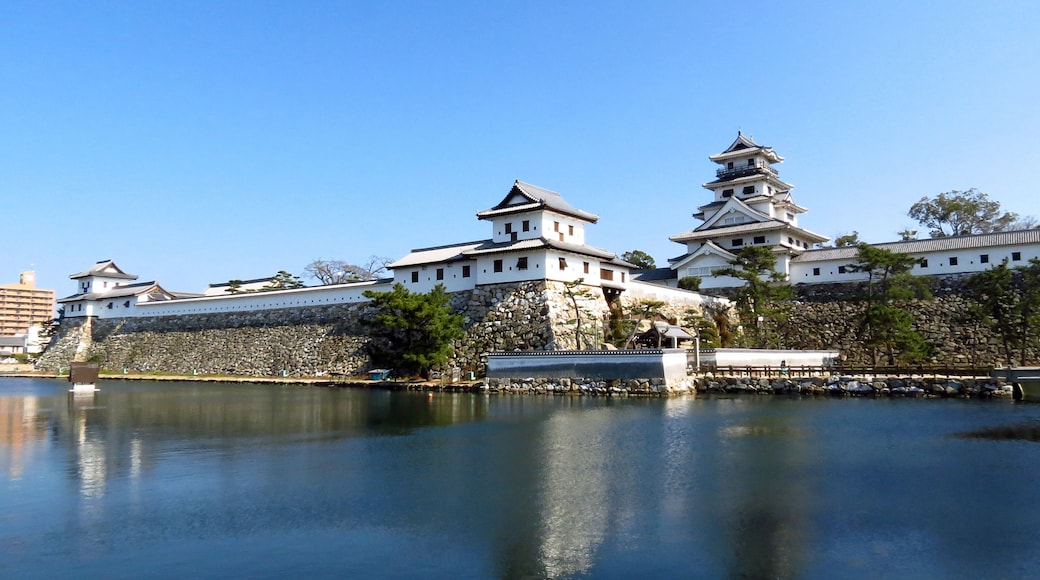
(716, 160, 778, 179)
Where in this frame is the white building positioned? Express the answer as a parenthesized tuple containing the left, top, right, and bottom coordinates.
(654, 132, 1040, 289)
(390, 180, 638, 297)
(56, 181, 709, 321)
(791, 229, 1040, 284)
(666, 132, 828, 289)
(58, 260, 180, 318)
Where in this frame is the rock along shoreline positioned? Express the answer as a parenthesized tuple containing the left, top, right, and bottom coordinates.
(0, 370, 1015, 399)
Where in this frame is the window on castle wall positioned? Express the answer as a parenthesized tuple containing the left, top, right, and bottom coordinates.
(436, 268, 444, 280)
(921, 259, 929, 268)
(753, 236, 766, 244)
(568, 225, 574, 236)
(980, 254, 989, 264)
(600, 268, 614, 281)
(124, 301, 130, 307)
(1013, 252, 1022, 261)
(411, 271, 419, 283)
(494, 260, 503, 272)
(838, 266, 847, 274)
(505, 223, 512, 234)
(554, 221, 560, 232)
(727, 162, 734, 169)
(949, 257, 958, 266)
(559, 233, 564, 242)
(743, 186, 755, 195)
(722, 189, 733, 198)
(462, 265, 471, 278)
(517, 257, 528, 270)
(732, 239, 744, 247)
(559, 257, 567, 269)
(522, 220, 530, 232)
(747, 159, 755, 167)
(583, 262, 590, 274)
(813, 268, 820, 276)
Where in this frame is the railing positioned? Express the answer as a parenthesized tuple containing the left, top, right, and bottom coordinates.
(716, 161, 778, 179)
(698, 364, 995, 379)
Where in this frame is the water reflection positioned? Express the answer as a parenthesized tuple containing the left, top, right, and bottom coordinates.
(3, 380, 1040, 577)
(955, 419, 1040, 442)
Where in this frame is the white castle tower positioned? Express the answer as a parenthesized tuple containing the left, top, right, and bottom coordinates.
(667, 132, 828, 288)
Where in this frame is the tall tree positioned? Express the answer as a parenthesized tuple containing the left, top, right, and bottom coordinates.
(621, 250, 656, 270)
(305, 256, 392, 285)
(908, 189, 1018, 237)
(847, 244, 931, 365)
(713, 246, 792, 348)
(965, 262, 1021, 364)
(362, 283, 464, 378)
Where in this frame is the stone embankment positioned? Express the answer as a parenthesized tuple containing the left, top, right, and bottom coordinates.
(697, 374, 1013, 398)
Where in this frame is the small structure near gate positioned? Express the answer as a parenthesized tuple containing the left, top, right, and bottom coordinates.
(485, 349, 692, 394)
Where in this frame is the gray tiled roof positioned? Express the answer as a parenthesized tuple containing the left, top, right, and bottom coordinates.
(69, 260, 138, 280)
(57, 281, 162, 302)
(476, 181, 598, 222)
(390, 237, 634, 269)
(792, 229, 1040, 263)
(388, 240, 487, 269)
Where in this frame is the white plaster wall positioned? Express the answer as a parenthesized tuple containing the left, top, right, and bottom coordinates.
(491, 215, 542, 244)
(128, 281, 392, 317)
(473, 252, 549, 285)
(399, 262, 478, 294)
(624, 280, 711, 308)
(536, 211, 586, 245)
(792, 242, 1040, 284)
(704, 348, 840, 368)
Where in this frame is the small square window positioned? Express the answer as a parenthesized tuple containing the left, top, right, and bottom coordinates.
(788, 237, 794, 244)
(722, 189, 734, 198)
(747, 159, 755, 167)
(838, 266, 847, 274)
(559, 257, 567, 269)
(462, 265, 471, 278)
(980, 254, 989, 264)
(1013, 252, 1022, 261)
(583, 262, 590, 274)
(921, 259, 929, 268)
(949, 257, 958, 266)
(812, 268, 820, 276)
(436, 268, 444, 280)
(568, 225, 574, 236)
(522, 220, 530, 232)
(494, 259, 503, 273)
(732, 239, 744, 247)
(517, 257, 528, 270)
(559, 233, 564, 242)
(554, 221, 560, 232)
(742, 186, 755, 195)
(753, 236, 766, 244)
(505, 223, 512, 234)
(411, 271, 419, 283)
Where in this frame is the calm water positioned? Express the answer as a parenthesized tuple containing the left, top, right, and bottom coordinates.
(3, 378, 1040, 579)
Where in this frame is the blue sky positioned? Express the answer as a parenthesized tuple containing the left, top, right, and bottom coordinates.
(3, 1, 1039, 296)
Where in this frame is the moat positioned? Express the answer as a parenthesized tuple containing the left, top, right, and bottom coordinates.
(3, 377, 1040, 578)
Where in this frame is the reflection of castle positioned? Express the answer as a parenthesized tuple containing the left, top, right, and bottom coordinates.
(657, 132, 1040, 289)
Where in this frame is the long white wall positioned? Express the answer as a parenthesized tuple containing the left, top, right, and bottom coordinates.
(792, 242, 1040, 284)
(124, 280, 392, 317)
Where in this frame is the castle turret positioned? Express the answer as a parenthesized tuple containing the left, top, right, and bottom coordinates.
(667, 132, 828, 288)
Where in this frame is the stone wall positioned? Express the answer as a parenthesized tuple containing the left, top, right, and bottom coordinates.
(37, 303, 374, 377)
(37, 280, 647, 377)
(766, 282, 1037, 367)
